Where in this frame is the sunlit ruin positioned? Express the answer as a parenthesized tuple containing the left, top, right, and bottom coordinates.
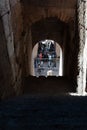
(1, 0, 87, 129)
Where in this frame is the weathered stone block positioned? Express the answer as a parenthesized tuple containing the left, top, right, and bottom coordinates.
(11, 1, 23, 42)
(0, 0, 10, 16)
(2, 14, 10, 40)
(9, 0, 18, 7)
(7, 35, 14, 57)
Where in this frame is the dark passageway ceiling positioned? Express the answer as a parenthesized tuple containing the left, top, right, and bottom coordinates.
(21, 0, 76, 8)
(31, 17, 67, 47)
(21, 0, 77, 24)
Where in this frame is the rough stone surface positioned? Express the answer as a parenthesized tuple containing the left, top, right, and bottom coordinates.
(0, 0, 87, 99)
(0, 0, 10, 16)
(0, 0, 23, 99)
(0, 18, 15, 99)
(77, 0, 87, 94)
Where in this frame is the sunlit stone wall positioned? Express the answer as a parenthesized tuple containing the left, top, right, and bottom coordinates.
(77, 0, 87, 95)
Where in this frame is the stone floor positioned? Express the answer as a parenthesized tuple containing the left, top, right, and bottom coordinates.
(0, 76, 86, 130)
(0, 94, 87, 130)
(23, 76, 75, 95)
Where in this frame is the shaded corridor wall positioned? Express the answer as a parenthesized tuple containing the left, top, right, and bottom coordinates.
(10, 0, 25, 95)
(0, 18, 14, 99)
(21, 0, 78, 81)
(63, 21, 79, 86)
(0, 0, 24, 99)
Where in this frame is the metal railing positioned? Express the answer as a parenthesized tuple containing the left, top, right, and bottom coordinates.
(34, 58, 60, 76)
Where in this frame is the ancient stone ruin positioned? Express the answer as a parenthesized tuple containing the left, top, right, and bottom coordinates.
(0, 0, 87, 99)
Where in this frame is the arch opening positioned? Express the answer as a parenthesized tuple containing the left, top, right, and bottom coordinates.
(32, 39, 63, 77)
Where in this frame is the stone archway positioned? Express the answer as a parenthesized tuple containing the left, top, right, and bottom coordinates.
(20, 0, 79, 94)
(0, 0, 83, 98)
(20, 0, 78, 83)
(32, 40, 63, 77)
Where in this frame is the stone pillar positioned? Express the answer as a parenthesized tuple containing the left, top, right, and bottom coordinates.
(0, 0, 24, 98)
(2, 13, 16, 80)
(82, 0, 87, 94)
(77, 0, 87, 95)
(0, 0, 16, 81)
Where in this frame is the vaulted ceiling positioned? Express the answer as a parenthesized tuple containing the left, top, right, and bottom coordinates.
(21, 0, 77, 25)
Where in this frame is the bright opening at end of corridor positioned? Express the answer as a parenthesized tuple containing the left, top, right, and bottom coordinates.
(32, 39, 63, 77)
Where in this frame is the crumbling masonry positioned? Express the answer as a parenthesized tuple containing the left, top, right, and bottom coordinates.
(0, 0, 87, 98)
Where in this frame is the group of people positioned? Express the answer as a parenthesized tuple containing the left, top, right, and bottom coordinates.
(38, 41, 56, 59)
(35, 40, 56, 68)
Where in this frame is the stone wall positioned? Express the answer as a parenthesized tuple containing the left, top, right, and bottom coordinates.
(63, 20, 79, 87)
(21, 0, 78, 81)
(10, 0, 24, 93)
(77, 0, 87, 95)
(0, 18, 14, 99)
(0, 0, 86, 98)
(0, 0, 24, 99)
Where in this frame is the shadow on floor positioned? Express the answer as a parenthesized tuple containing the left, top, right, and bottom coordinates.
(23, 75, 76, 95)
